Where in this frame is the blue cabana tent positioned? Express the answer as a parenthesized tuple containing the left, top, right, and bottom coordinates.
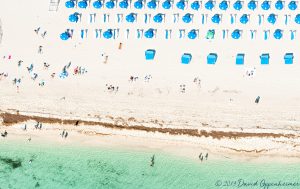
(261, 1, 270, 10)
(231, 29, 241, 39)
(69, 13, 79, 22)
(60, 32, 70, 40)
(145, 49, 156, 60)
(275, 0, 284, 10)
(65, 0, 75, 8)
(145, 29, 154, 38)
(182, 14, 192, 23)
(207, 53, 218, 64)
(273, 29, 283, 39)
(181, 53, 192, 64)
(119, 0, 129, 8)
(219, 1, 228, 10)
(78, 0, 88, 8)
(295, 14, 300, 24)
(248, 0, 256, 10)
(59, 71, 69, 79)
(106, 0, 115, 8)
(284, 53, 294, 64)
(236, 53, 245, 65)
(134, 0, 143, 9)
(205, 0, 214, 10)
(211, 14, 221, 24)
(153, 14, 163, 23)
(191, 1, 200, 10)
(176, 0, 185, 10)
(93, 0, 103, 8)
(260, 53, 270, 64)
(147, 0, 157, 9)
(103, 29, 113, 39)
(126, 13, 136, 22)
(240, 14, 249, 24)
(288, 1, 297, 10)
(267, 14, 276, 24)
(188, 30, 197, 39)
(162, 0, 172, 9)
(233, 0, 242, 10)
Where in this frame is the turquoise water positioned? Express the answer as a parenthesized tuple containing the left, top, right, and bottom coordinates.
(0, 140, 299, 189)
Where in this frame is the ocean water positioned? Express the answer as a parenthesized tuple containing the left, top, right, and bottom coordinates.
(0, 140, 299, 189)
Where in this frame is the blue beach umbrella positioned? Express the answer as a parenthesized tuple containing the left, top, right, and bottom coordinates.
(93, 0, 103, 8)
(273, 29, 283, 39)
(60, 32, 70, 40)
(231, 29, 241, 39)
(275, 0, 284, 10)
(134, 0, 143, 9)
(219, 1, 228, 10)
(191, 1, 200, 10)
(295, 14, 300, 24)
(176, 0, 185, 10)
(182, 13, 192, 23)
(126, 13, 136, 22)
(188, 30, 197, 39)
(68, 13, 79, 22)
(261, 1, 270, 10)
(162, 0, 171, 9)
(153, 14, 163, 23)
(233, 0, 242, 10)
(288, 1, 297, 10)
(103, 29, 113, 39)
(147, 0, 157, 9)
(240, 14, 248, 24)
(144, 29, 154, 38)
(59, 71, 68, 79)
(205, 0, 214, 10)
(78, 0, 88, 8)
(248, 0, 256, 10)
(106, 0, 115, 8)
(211, 14, 221, 24)
(119, 0, 129, 8)
(267, 14, 276, 24)
(65, 0, 75, 8)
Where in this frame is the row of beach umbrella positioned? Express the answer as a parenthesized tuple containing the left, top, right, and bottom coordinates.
(65, 0, 299, 11)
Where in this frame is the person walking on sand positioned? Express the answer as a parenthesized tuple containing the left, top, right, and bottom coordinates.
(24, 124, 27, 131)
(61, 130, 65, 138)
(205, 153, 208, 160)
(199, 153, 202, 160)
(65, 132, 68, 139)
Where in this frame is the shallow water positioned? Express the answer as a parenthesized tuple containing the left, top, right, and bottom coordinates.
(0, 140, 299, 189)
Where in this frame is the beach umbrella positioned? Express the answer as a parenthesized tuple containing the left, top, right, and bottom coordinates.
(191, 1, 200, 10)
(153, 14, 163, 23)
(273, 29, 282, 39)
(248, 0, 256, 10)
(267, 14, 276, 24)
(144, 29, 154, 38)
(60, 32, 70, 40)
(219, 1, 228, 10)
(182, 13, 192, 23)
(188, 30, 197, 39)
(65, 0, 75, 8)
(231, 29, 241, 39)
(240, 14, 248, 24)
(288, 1, 297, 10)
(295, 14, 300, 24)
(261, 1, 270, 10)
(78, 0, 88, 8)
(275, 0, 284, 10)
(68, 13, 79, 22)
(233, 0, 242, 10)
(103, 29, 113, 39)
(206, 30, 215, 39)
(59, 71, 68, 79)
(162, 0, 171, 9)
(147, 0, 157, 9)
(134, 0, 143, 9)
(211, 14, 221, 24)
(119, 0, 129, 8)
(205, 0, 214, 10)
(93, 0, 103, 8)
(176, 0, 185, 10)
(106, 0, 115, 8)
(126, 13, 136, 22)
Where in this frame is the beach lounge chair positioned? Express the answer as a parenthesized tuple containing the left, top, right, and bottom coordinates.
(284, 53, 294, 64)
(145, 49, 156, 60)
(207, 53, 218, 64)
(181, 53, 192, 64)
(236, 53, 245, 65)
(260, 53, 270, 64)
